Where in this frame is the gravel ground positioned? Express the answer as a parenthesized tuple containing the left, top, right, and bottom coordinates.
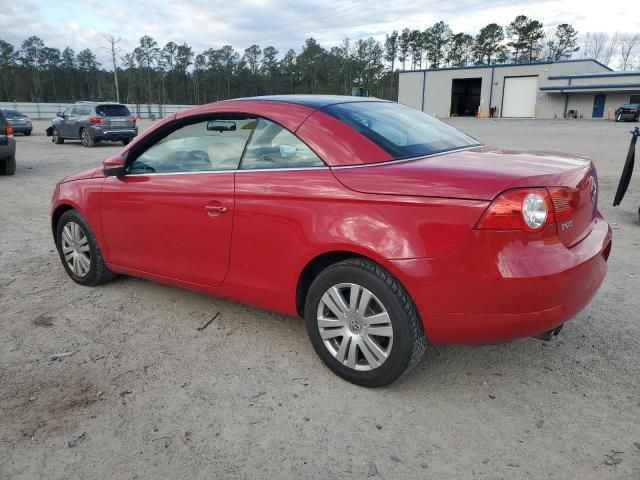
(1, 118, 639, 479)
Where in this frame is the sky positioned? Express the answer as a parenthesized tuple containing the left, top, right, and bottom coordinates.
(1, 0, 636, 66)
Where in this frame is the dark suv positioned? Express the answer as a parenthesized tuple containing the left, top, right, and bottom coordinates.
(614, 103, 640, 122)
(47, 102, 138, 147)
(0, 109, 16, 175)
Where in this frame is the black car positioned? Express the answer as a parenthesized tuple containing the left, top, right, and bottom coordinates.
(0, 109, 17, 175)
(1, 109, 33, 136)
(47, 101, 138, 147)
(614, 103, 640, 122)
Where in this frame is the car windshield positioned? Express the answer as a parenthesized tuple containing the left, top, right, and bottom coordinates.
(96, 105, 131, 117)
(2, 110, 24, 118)
(323, 101, 481, 161)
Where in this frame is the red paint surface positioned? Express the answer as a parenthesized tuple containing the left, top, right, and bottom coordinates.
(51, 98, 611, 344)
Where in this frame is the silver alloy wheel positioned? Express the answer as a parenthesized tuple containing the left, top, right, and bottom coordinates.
(316, 283, 393, 371)
(81, 130, 89, 146)
(61, 222, 91, 277)
(52, 129, 58, 143)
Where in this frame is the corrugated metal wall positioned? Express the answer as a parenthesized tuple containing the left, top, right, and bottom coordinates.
(397, 60, 636, 119)
(0, 102, 194, 120)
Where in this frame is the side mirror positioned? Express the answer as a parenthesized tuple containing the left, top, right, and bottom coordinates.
(103, 156, 126, 177)
(56, 112, 63, 118)
(279, 144, 297, 159)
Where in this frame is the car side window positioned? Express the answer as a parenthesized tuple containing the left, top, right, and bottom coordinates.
(72, 106, 92, 116)
(63, 106, 74, 117)
(240, 118, 325, 170)
(128, 117, 255, 174)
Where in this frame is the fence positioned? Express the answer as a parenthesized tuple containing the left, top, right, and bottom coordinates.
(0, 102, 196, 120)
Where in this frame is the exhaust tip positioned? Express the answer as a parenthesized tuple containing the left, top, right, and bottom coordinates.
(532, 325, 564, 341)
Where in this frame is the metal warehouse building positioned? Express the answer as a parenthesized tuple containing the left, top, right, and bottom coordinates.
(398, 59, 640, 119)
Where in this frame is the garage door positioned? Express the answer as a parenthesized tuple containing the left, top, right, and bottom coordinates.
(502, 76, 538, 118)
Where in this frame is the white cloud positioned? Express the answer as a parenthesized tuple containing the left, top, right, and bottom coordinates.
(1, 0, 637, 66)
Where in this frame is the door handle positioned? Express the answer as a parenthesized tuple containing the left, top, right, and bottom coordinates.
(205, 205, 228, 217)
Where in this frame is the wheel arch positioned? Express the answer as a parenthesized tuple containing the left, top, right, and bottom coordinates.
(295, 249, 415, 319)
(51, 203, 76, 239)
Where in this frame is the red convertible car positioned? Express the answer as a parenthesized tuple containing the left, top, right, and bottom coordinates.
(51, 96, 612, 386)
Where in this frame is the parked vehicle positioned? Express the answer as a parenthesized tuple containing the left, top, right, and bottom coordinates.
(47, 102, 138, 147)
(50, 95, 612, 386)
(614, 103, 640, 122)
(0, 109, 16, 175)
(1, 109, 32, 136)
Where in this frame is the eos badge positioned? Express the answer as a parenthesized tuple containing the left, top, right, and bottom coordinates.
(561, 220, 573, 231)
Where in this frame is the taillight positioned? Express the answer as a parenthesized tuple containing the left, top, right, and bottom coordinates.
(130, 117, 137, 123)
(88, 117, 104, 124)
(6, 124, 13, 136)
(476, 188, 554, 232)
(548, 187, 574, 222)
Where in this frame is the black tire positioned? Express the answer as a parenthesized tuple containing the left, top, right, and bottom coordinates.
(304, 258, 426, 387)
(122, 138, 131, 145)
(0, 155, 16, 176)
(24, 130, 31, 136)
(55, 209, 116, 286)
(53, 128, 64, 144)
(80, 128, 95, 148)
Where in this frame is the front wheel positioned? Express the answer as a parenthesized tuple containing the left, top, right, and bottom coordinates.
(122, 138, 131, 145)
(56, 210, 116, 286)
(304, 258, 426, 387)
(52, 128, 64, 144)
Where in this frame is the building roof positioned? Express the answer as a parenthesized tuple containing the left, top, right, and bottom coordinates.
(548, 71, 640, 80)
(235, 95, 388, 109)
(399, 58, 612, 74)
(540, 83, 640, 93)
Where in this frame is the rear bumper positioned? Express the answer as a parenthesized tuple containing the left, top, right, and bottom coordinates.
(391, 214, 612, 344)
(0, 137, 16, 157)
(88, 126, 138, 140)
(11, 125, 32, 133)
(616, 112, 638, 120)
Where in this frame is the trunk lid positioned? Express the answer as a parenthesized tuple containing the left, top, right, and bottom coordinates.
(332, 146, 597, 247)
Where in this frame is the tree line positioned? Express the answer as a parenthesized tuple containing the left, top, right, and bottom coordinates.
(0, 16, 638, 105)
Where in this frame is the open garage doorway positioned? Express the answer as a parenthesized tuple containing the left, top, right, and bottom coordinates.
(451, 78, 482, 116)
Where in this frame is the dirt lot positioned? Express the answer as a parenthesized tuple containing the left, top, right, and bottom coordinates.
(1, 118, 639, 479)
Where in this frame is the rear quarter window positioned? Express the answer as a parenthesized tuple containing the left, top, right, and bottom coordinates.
(323, 101, 481, 161)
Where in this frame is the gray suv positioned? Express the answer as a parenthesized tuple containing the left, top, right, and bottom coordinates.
(0, 109, 17, 175)
(47, 102, 138, 147)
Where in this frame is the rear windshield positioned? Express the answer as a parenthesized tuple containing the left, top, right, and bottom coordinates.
(324, 101, 481, 160)
(2, 110, 24, 118)
(96, 105, 131, 117)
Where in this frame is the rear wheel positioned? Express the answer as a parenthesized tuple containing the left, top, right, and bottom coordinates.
(52, 128, 64, 144)
(122, 138, 131, 145)
(56, 210, 116, 286)
(80, 128, 94, 148)
(0, 155, 16, 176)
(304, 258, 426, 387)
(24, 130, 31, 136)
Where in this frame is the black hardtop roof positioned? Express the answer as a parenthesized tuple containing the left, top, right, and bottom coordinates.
(234, 94, 390, 109)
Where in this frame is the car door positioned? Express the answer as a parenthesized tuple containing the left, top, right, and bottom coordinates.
(57, 106, 75, 137)
(68, 105, 92, 138)
(100, 115, 255, 286)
